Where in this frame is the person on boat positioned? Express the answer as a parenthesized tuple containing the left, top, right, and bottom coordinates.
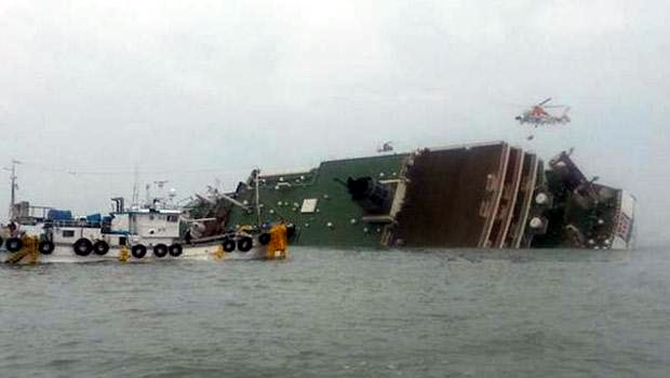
(184, 229, 192, 244)
(8, 222, 18, 238)
(266, 219, 288, 259)
(236, 224, 254, 238)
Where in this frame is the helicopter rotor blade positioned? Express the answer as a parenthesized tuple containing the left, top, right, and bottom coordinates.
(538, 98, 552, 106)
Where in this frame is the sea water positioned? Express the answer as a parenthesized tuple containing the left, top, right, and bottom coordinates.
(1, 246, 669, 377)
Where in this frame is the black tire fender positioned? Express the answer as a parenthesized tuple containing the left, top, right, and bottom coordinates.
(73, 238, 93, 256)
(222, 238, 236, 252)
(6, 237, 23, 252)
(154, 243, 168, 258)
(39, 240, 55, 255)
(258, 233, 271, 246)
(237, 237, 253, 252)
(93, 240, 110, 256)
(168, 243, 182, 257)
(131, 244, 147, 259)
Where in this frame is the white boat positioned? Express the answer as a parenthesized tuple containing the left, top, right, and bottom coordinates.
(2, 197, 290, 265)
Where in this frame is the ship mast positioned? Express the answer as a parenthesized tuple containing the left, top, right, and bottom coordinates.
(254, 169, 262, 225)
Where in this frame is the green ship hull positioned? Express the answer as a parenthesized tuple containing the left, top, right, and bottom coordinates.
(198, 141, 635, 250)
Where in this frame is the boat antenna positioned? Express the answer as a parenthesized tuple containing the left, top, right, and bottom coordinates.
(132, 162, 139, 207)
(153, 180, 169, 208)
(145, 183, 151, 207)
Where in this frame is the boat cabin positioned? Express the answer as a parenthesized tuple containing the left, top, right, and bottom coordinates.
(108, 209, 181, 246)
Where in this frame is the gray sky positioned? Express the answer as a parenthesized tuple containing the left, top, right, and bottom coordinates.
(1, 0, 668, 244)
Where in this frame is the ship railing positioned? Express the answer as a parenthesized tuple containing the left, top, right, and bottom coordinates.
(45, 219, 103, 229)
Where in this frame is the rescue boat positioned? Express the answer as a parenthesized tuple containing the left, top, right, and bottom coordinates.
(1, 198, 290, 265)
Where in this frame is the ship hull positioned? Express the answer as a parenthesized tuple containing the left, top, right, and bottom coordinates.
(2, 240, 273, 264)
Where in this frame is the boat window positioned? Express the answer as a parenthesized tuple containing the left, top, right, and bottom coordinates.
(62, 230, 75, 238)
(167, 215, 178, 222)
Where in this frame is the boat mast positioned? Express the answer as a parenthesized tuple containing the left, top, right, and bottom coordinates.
(8, 160, 20, 221)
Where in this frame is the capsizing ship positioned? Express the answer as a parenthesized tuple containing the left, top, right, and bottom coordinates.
(213, 141, 635, 250)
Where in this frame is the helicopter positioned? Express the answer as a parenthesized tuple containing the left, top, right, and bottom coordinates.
(376, 141, 394, 153)
(515, 98, 570, 128)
